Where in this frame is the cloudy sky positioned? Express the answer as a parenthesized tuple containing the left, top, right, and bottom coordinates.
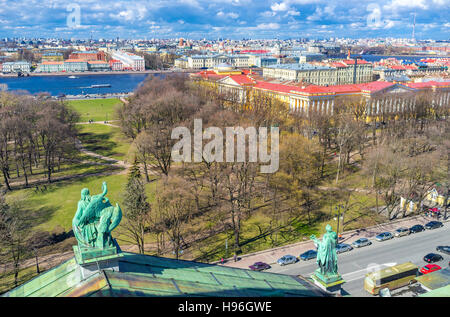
(0, 0, 448, 39)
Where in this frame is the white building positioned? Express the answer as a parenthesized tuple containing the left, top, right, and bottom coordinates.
(2, 61, 31, 73)
(187, 54, 251, 69)
(111, 51, 145, 71)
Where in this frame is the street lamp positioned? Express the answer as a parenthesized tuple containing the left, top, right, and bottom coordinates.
(334, 204, 344, 239)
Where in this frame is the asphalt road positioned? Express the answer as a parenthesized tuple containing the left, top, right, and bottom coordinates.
(266, 224, 450, 297)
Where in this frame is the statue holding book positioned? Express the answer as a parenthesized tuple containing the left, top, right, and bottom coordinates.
(309, 224, 344, 290)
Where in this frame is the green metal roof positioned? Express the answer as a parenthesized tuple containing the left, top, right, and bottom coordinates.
(415, 267, 450, 290)
(3, 252, 330, 297)
(419, 284, 450, 297)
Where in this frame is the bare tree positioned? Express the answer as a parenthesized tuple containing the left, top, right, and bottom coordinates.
(156, 176, 195, 259)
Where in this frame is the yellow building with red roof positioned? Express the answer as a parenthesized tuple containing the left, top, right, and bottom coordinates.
(192, 67, 450, 122)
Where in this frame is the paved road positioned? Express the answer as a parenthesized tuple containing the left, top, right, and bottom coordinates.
(265, 224, 450, 297)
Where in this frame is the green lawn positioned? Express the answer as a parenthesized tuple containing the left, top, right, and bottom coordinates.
(77, 123, 134, 161)
(67, 98, 123, 122)
(5, 173, 157, 235)
(6, 173, 128, 233)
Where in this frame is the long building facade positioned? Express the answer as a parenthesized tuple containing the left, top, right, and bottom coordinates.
(1, 61, 31, 73)
(191, 70, 450, 123)
(263, 60, 373, 86)
(187, 54, 251, 69)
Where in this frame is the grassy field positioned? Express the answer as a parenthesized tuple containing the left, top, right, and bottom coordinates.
(5, 173, 158, 234)
(0, 266, 39, 294)
(77, 123, 134, 161)
(6, 173, 128, 233)
(67, 98, 123, 122)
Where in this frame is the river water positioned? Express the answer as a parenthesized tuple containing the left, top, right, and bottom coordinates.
(0, 73, 154, 96)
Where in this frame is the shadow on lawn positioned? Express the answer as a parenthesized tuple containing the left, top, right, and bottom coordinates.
(78, 131, 121, 158)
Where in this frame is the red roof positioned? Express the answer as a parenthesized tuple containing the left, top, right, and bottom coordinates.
(192, 70, 228, 81)
(390, 65, 406, 70)
(227, 75, 256, 85)
(358, 81, 395, 93)
(41, 61, 63, 65)
(254, 81, 304, 94)
(342, 59, 371, 65)
(239, 50, 270, 54)
(330, 62, 348, 68)
(87, 60, 108, 64)
(405, 81, 450, 89)
(64, 59, 86, 63)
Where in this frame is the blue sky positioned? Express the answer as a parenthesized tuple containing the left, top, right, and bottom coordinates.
(0, 0, 448, 39)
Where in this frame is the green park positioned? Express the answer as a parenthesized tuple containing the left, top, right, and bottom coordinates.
(0, 78, 448, 296)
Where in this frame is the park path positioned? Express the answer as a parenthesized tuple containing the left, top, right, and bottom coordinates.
(74, 138, 130, 169)
(76, 121, 121, 128)
(317, 185, 373, 194)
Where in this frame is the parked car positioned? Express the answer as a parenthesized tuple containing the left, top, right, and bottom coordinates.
(423, 253, 444, 263)
(375, 232, 393, 242)
(394, 227, 410, 237)
(336, 243, 353, 254)
(249, 262, 271, 271)
(419, 264, 441, 275)
(409, 224, 425, 234)
(425, 221, 443, 230)
(277, 255, 298, 266)
(352, 238, 372, 248)
(299, 250, 317, 261)
(436, 246, 450, 255)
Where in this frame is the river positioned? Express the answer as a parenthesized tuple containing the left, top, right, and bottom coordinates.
(0, 73, 155, 96)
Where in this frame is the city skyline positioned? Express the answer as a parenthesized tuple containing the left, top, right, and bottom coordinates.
(0, 0, 449, 40)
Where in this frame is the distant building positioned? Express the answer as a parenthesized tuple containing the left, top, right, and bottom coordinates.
(174, 57, 188, 69)
(63, 59, 88, 72)
(35, 61, 64, 72)
(187, 54, 251, 69)
(109, 59, 123, 71)
(41, 51, 63, 62)
(247, 55, 278, 68)
(192, 69, 450, 123)
(111, 51, 145, 71)
(87, 60, 110, 72)
(69, 50, 106, 61)
(299, 52, 325, 63)
(263, 60, 373, 86)
(2, 61, 31, 73)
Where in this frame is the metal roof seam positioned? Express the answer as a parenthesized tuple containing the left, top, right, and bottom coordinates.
(170, 278, 184, 295)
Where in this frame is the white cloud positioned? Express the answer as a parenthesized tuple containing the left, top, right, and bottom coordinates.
(261, 10, 276, 17)
(287, 9, 300, 16)
(271, 2, 289, 11)
(256, 22, 280, 30)
(383, 0, 447, 11)
(217, 11, 239, 18)
(307, 5, 335, 21)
